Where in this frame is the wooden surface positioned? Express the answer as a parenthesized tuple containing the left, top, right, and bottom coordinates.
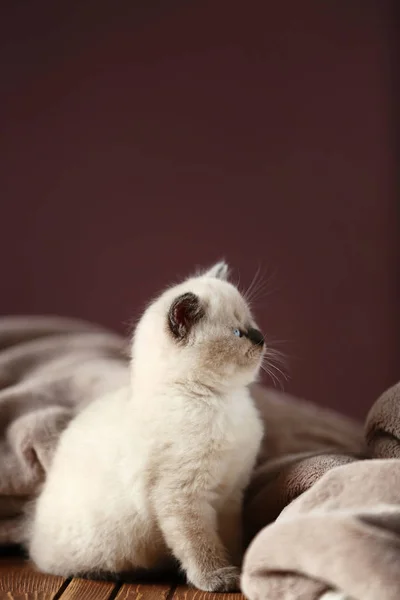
(0, 557, 245, 599)
(172, 586, 245, 600)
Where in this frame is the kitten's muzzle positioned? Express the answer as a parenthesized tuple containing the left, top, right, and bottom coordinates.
(246, 328, 264, 347)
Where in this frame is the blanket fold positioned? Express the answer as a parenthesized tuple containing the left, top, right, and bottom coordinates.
(243, 381, 400, 600)
(365, 381, 400, 459)
(0, 316, 130, 543)
(243, 460, 400, 600)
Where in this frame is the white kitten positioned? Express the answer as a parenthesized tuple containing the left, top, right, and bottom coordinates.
(28, 261, 265, 592)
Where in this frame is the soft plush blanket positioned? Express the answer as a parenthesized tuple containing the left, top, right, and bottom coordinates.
(1, 316, 398, 600)
(0, 316, 130, 544)
(242, 381, 400, 600)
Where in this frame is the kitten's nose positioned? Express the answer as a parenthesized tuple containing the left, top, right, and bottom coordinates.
(247, 328, 264, 346)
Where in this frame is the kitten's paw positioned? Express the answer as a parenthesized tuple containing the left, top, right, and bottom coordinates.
(190, 566, 240, 592)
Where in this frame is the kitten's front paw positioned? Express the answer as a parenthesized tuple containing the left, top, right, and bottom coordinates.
(189, 566, 240, 592)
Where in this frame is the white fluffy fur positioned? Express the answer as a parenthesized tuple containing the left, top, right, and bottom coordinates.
(28, 262, 264, 592)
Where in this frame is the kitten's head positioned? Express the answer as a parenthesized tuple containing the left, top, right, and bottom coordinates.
(131, 261, 265, 393)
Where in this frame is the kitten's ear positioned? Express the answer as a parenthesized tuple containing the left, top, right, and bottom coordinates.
(204, 260, 230, 281)
(168, 293, 204, 340)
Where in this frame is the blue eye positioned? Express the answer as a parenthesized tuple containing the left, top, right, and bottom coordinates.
(233, 328, 242, 337)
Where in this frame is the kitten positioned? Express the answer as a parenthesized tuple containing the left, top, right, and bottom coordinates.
(28, 261, 265, 592)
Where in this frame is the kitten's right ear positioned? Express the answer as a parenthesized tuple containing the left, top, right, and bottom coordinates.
(168, 293, 204, 340)
(204, 260, 230, 281)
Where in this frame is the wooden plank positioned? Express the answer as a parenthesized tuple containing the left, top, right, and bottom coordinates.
(0, 559, 245, 600)
(172, 585, 245, 600)
(115, 582, 174, 600)
(59, 577, 116, 600)
(0, 557, 66, 600)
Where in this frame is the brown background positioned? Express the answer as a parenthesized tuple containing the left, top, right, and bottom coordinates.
(0, 1, 398, 418)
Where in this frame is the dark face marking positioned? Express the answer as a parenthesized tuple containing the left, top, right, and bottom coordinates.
(168, 292, 204, 340)
(246, 327, 264, 347)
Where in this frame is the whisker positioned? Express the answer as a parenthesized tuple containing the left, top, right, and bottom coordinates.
(260, 363, 285, 390)
(247, 280, 267, 304)
(266, 361, 289, 382)
(246, 265, 280, 306)
(260, 340, 290, 390)
(263, 339, 291, 346)
(248, 270, 270, 304)
(244, 265, 261, 303)
(260, 363, 276, 384)
(235, 271, 241, 290)
(249, 286, 281, 307)
(263, 348, 288, 367)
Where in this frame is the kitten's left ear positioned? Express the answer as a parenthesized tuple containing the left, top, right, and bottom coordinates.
(204, 260, 230, 281)
(168, 292, 204, 340)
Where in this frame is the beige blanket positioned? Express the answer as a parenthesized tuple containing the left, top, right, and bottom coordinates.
(243, 381, 400, 600)
(0, 316, 130, 544)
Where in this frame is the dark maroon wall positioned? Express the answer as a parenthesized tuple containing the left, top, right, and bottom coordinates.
(1, 1, 398, 418)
